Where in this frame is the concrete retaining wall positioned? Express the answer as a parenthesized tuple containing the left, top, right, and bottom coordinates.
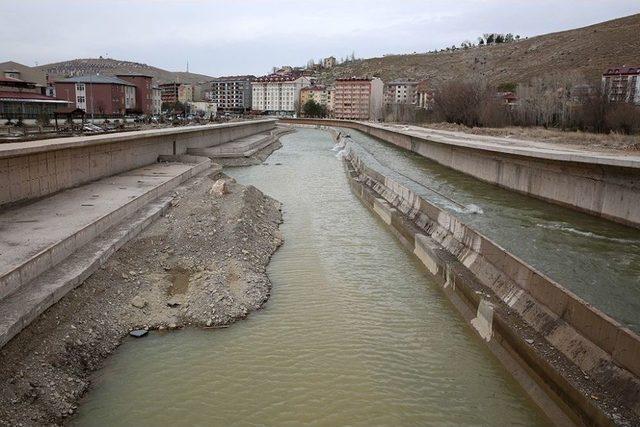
(0, 119, 276, 207)
(344, 142, 640, 425)
(284, 118, 640, 229)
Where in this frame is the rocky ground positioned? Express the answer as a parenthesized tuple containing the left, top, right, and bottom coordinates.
(0, 171, 283, 426)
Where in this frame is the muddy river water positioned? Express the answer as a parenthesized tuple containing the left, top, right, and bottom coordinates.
(73, 128, 549, 425)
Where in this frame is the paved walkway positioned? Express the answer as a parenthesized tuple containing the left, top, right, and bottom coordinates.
(0, 161, 200, 299)
(371, 123, 640, 168)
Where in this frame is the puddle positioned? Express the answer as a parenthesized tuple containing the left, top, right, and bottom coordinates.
(166, 267, 191, 296)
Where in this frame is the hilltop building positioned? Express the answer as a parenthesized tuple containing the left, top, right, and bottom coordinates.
(602, 66, 640, 105)
(333, 77, 384, 120)
(116, 74, 153, 114)
(384, 79, 418, 105)
(204, 76, 255, 114)
(251, 73, 311, 116)
(54, 75, 136, 116)
(323, 56, 337, 69)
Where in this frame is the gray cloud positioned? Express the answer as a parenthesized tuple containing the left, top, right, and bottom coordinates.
(1, 0, 638, 76)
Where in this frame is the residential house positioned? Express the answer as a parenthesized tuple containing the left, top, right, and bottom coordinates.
(385, 79, 418, 105)
(116, 74, 154, 114)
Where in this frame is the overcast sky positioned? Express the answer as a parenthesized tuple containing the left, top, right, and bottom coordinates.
(1, 0, 638, 76)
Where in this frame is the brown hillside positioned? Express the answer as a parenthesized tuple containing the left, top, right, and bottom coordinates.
(33, 58, 213, 84)
(318, 13, 640, 86)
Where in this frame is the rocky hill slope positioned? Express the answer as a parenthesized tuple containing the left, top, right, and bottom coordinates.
(317, 13, 640, 86)
(34, 58, 213, 84)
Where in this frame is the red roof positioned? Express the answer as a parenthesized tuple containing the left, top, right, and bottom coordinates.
(603, 66, 640, 76)
(0, 90, 68, 103)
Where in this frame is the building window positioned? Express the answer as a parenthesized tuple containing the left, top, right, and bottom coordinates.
(77, 96, 85, 103)
(76, 84, 85, 91)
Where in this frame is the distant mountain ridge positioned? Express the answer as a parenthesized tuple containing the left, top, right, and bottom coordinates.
(34, 58, 214, 84)
(316, 13, 640, 86)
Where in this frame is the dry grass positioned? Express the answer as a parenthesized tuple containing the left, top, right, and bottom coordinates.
(319, 14, 640, 87)
(422, 122, 640, 151)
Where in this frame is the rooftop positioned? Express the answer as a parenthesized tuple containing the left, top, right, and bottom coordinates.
(56, 75, 136, 86)
(603, 66, 640, 76)
(0, 91, 68, 103)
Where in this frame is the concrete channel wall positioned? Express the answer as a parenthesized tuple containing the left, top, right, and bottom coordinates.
(342, 140, 640, 425)
(283, 118, 640, 229)
(0, 119, 276, 207)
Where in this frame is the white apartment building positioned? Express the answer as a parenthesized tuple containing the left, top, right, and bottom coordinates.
(251, 74, 311, 115)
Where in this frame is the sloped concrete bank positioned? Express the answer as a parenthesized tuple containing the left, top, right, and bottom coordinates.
(283, 118, 640, 229)
(0, 173, 283, 426)
(343, 140, 640, 426)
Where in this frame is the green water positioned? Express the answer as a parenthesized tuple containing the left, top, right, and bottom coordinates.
(343, 128, 640, 332)
(72, 128, 548, 426)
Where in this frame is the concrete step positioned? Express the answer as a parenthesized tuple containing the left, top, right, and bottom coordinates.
(188, 127, 291, 159)
(0, 157, 217, 348)
(0, 159, 211, 301)
(0, 195, 170, 348)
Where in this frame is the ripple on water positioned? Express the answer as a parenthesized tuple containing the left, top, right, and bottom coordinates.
(73, 128, 549, 427)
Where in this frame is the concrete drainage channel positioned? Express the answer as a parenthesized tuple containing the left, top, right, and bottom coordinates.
(340, 135, 640, 426)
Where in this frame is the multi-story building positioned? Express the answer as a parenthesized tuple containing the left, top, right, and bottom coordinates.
(178, 84, 193, 103)
(416, 80, 434, 110)
(385, 79, 418, 105)
(251, 73, 311, 116)
(602, 66, 640, 105)
(152, 86, 162, 114)
(323, 56, 337, 69)
(0, 74, 68, 119)
(333, 77, 384, 120)
(300, 85, 331, 108)
(116, 74, 153, 114)
(205, 76, 255, 113)
(159, 82, 180, 104)
(54, 75, 136, 115)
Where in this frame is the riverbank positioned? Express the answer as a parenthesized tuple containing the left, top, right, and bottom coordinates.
(420, 122, 640, 152)
(0, 171, 283, 425)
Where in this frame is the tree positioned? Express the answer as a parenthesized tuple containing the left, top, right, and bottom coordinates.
(302, 99, 327, 118)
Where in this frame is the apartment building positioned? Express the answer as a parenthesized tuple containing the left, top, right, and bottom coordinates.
(205, 75, 255, 113)
(54, 75, 136, 115)
(385, 79, 418, 105)
(251, 73, 311, 116)
(300, 85, 331, 108)
(602, 66, 640, 105)
(333, 77, 384, 120)
(116, 74, 153, 114)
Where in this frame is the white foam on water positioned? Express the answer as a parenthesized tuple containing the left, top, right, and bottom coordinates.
(536, 222, 640, 244)
(465, 204, 484, 214)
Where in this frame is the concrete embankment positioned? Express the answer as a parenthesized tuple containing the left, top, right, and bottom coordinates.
(341, 137, 640, 426)
(283, 118, 640, 229)
(0, 119, 276, 207)
(0, 174, 283, 425)
(0, 120, 279, 349)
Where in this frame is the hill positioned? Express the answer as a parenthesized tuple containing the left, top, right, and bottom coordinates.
(33, 58, 213, 84)
(317, 13, 640, 86)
